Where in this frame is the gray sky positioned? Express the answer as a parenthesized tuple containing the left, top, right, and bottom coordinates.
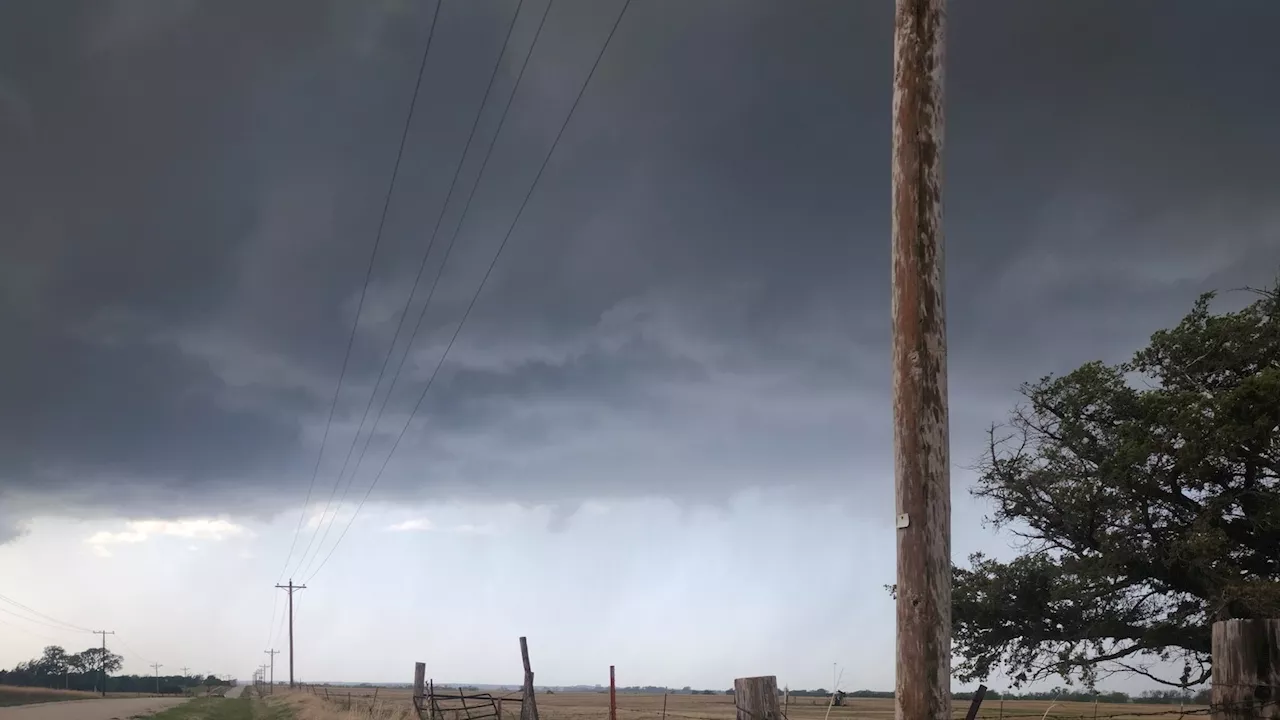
(1, 0, 1278, 692)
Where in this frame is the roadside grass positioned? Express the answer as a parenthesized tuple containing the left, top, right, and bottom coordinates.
(137, 695, 291, 720)
(0, 685, 102, 707)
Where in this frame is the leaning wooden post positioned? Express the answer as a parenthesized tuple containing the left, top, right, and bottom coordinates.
(963, 685, 988, 720)
(610, 666, 617, 720)
(519, 637, 540, 720)
(1212, 619, 1280, 720)
(734, 676, 781, 720)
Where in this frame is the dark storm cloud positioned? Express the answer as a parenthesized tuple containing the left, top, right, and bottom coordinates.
(1, 0, 1278, 531)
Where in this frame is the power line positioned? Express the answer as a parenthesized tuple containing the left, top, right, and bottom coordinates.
(262, 589, 280, 658)
(269, 594, 289, 650)
(112, 634, 154, 666)
(292, 0, 531, 581)
(275, 0, 445, 585)
(0, 614, 62, 644)
(299, 0, 560, 584)
(0, 591, 92, 630)
(303, 0, 633, 584)
(0, 604, 92, 635)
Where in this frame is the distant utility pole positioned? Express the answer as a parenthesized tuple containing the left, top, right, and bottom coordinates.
(180, 666, 190, 678)
(93, 630, 115, 697)
(264, 649, 280, 694)
(890, 2, 950, 720)
(275, 579, 306, 688)
(151, 663, 164, 694)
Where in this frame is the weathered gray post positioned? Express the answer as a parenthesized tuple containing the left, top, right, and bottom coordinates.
(1212, 619, 1280, 720)
(734, 676, 781, 720)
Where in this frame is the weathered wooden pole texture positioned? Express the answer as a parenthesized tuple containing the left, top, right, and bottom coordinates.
(891, 0, 949, 719)
(734, 676, 781, 720)
(519, 637, 540, 720)
(414, 662, 426, 700)
(610, 665, 617, 720)
(1212, 619, 1280, 720)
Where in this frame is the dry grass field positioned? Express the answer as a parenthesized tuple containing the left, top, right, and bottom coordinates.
(0, 685, 102, 707)
(0, 685, 169, 707)
(292, 687, 1204, 720)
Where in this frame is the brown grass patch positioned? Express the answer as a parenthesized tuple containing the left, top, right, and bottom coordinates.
(0, 684, 103, 707)
(278, 688, 1202, 720)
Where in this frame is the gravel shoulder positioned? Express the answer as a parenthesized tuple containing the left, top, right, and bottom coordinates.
(0, 696, 189, 720)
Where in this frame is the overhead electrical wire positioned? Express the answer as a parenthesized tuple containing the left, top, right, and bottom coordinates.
(302, 0, 634, 585)
(291, 0, 531, 581)
(0, 593, 93, 633)
(294, 0, 559, 582)
(298, 0, 560, 582)
(274, 0, 445, 586)
(262, 590, 279, 658)
(111, 634, 154, 666)
(0, 614, 62, 644)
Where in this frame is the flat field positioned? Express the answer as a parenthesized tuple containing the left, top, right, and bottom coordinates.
(298, 687, 1202, 720)
(0, 686, 102, 707)
(0, 685, 168, 707)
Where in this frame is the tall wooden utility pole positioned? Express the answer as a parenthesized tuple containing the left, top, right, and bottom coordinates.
(93, 630, 114, 697)
(276, 580, 306, 688)
(891, 1, 949, 720)
(609, 666, 617, 720)
(151, 663, 163, 694)
(265, 649, 280, 694)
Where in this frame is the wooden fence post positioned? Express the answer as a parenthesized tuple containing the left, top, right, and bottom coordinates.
(519, 637, 540, 720)
(963, 685, 988, 720)
(734, 677, 781, 720)
(415, 663, 426, 701)
(662, 692, 668, 720)
(610, 666, 617, 720)
(1212, 619, 1280, 720)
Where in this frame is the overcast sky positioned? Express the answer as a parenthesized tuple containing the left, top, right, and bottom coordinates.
(1, 0, 1278, 693)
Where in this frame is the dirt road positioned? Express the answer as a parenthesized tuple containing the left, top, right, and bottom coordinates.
(0, 697, 188, 720)
(224, 686, 246, 699)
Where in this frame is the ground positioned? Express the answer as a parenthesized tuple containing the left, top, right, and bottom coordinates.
(292, 687, 1207, 720)
(0, 687, 101, 708)
(0, 685, 1208, 720)
(0, 696, 188, 720)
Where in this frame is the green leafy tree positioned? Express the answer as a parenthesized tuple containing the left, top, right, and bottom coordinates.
(78, 647, 124, 676)
(953, 283, 1280, 689)
(38, 646, 68, 676)
(67, 652, 91, 675)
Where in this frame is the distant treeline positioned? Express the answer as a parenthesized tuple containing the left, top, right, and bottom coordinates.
(0, 644, 231, 694)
